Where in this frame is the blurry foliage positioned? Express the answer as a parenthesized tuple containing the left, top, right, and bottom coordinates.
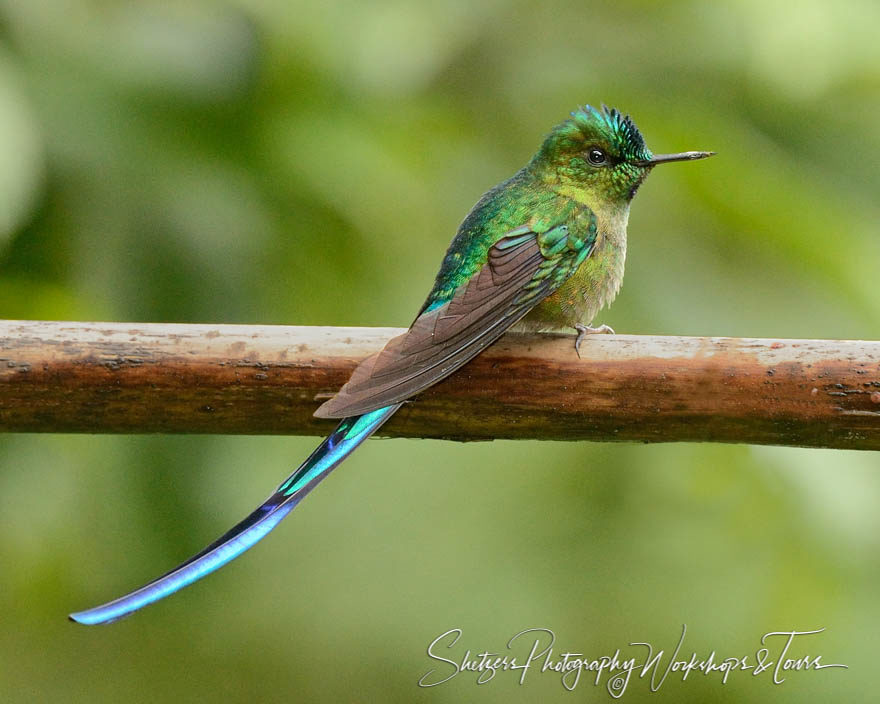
(0, 1, 878, 702)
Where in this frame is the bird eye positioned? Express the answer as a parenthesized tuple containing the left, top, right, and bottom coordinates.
(587, 148, 607, 166)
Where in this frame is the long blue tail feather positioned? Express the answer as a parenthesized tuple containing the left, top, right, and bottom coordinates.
(69, 404, 401, 625)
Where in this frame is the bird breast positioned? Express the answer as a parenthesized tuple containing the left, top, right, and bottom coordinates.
(516, 208, 629, 332)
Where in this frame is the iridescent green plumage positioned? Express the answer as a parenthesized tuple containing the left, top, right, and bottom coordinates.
(70, 105, 712, 625)
(419, 104, 654, 337)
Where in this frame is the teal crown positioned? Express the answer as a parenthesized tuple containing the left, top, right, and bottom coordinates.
(570, 104, 652, 162)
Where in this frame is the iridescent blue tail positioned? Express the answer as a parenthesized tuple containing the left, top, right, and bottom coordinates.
(69, 404, 401, 625)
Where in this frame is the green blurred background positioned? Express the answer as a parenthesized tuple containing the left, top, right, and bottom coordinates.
(0, 0, 878, 701)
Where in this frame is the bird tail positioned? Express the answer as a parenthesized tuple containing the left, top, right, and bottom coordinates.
(69, 403, 402, 625)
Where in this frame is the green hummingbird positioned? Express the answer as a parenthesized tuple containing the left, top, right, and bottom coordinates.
(70, 105, 713, 624)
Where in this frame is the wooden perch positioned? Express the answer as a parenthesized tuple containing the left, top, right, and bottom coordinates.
(0, 319, 878, 450)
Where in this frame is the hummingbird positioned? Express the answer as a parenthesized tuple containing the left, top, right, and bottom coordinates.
(69, 105, 713, 624)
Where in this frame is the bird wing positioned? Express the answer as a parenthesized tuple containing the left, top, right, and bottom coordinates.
(315, 222, 596, 418)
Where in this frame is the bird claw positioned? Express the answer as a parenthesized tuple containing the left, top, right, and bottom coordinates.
(574, 323, 615, 358)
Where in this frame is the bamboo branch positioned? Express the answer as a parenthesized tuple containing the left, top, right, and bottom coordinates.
(0, 320, 878, 449)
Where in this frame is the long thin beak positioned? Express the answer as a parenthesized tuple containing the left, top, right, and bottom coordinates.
(636, 151, 715, 167)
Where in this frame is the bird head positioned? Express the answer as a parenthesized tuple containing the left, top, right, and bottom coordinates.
(532, 105, 713, 206)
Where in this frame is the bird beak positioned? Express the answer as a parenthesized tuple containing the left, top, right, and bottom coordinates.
(636, 151, 715, 167)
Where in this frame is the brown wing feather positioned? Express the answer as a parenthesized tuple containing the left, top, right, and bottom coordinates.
(314, 233, 548, 419)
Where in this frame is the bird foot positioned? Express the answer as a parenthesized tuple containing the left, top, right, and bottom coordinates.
(574, 323, 615, 358)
